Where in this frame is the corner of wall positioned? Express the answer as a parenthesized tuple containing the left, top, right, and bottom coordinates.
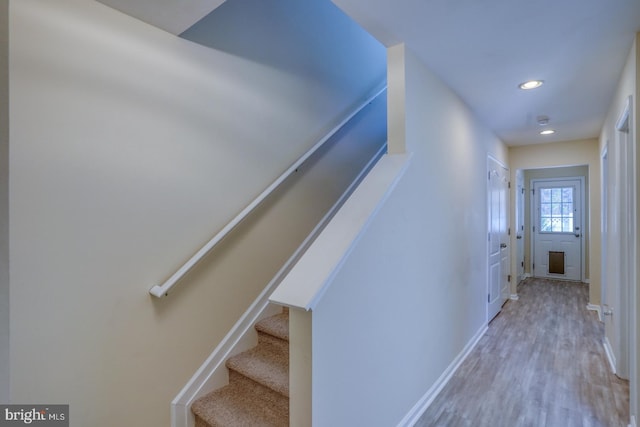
(387, 43, 406, 155)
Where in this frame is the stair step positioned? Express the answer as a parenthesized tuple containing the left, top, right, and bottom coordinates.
(256, 312, 289, 353)
(192, 377, 288, 427)
(228, 370, 288, 412)
(255, 311, 289, 341)
(226, 343, 289, 397)
(192, 310, 290, 426)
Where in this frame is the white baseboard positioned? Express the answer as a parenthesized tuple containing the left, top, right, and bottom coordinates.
(629, 415, 637, 427)
(510, 294, 519, 301)
(396, 324, 488, 427)
(586, 304, 602, 322)
(603, 336, 617, 374)
(583, 278, 590, 284)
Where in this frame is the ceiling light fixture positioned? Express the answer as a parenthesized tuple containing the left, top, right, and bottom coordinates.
(519, 80, 544, 90)
(540, 129, 555, 135)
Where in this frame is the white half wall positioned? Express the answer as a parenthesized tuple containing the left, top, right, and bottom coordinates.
(311, 45, 506, 426)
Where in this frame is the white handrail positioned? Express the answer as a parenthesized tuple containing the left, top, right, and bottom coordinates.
(149, 85, 387, 298)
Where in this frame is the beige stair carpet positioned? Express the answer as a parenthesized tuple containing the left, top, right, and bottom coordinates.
(192, 310, 289, 427)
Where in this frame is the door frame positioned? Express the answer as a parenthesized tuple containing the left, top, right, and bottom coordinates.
(530, 176, 586, 282)
(612, 95, 636, 387)
(601, 144, 609, 318)
(515, 169, 525, 284)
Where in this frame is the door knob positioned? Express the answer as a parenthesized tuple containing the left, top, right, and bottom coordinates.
(575, 233, 580, 238)
(516, 235, 522, 239)
(500, 243, 507, 248)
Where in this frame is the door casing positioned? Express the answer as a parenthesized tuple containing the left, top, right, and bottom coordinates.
(530, 177, 586, 282)
(515, 170, 525, 284)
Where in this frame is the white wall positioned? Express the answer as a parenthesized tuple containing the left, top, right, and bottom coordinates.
(311, 45, 506, 426)
(599, 33, 638, 423)
(0, 0, 8, 403)
(9, 0, 385, 425)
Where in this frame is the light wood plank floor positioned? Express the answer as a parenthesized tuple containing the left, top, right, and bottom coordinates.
(415, 278, 629, 427)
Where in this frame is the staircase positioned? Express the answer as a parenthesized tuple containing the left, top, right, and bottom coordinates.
(191, 309, 290, 427)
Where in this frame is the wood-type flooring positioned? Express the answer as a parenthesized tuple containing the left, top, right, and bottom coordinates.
(415, 278, 629, 427)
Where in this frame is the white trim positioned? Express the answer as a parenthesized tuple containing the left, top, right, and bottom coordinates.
(583, 278, 590, 284)
(171, 143, 388, 427)
(629, 415, 636, 427)
(616, 96, 631, 132)
(587, 304, 602, 322)
(510, 294, 519, 301)
(600, 144, 609, 328)
(396, 324, 488, 427)
(603, 336, 617, 374)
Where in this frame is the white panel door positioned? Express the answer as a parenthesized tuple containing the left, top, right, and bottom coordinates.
(488, 157, 509, 321)
(532, 179, 583, 281)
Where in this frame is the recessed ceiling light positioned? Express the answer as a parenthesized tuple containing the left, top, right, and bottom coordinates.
(519, 80, 544, 90)
(540, 129, 555, 135)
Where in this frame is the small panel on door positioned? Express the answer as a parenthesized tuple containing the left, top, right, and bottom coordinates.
(548, 251, 565, 275)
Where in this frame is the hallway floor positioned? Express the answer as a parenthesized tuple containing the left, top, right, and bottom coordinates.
(415, 278, 629, 427)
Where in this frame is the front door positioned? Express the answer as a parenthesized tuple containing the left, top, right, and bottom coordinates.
(488, 157, 509, 321)
(532, 179, 583, 281)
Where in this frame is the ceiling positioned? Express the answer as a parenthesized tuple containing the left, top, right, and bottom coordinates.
(96, 0, 640, 146)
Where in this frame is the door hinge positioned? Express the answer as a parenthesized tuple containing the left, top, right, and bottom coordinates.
(488, 293, 490, 303)
(533, 263, 535, 270)
(533, 226, 536, 232)
(508, 228, 511, 236)
(488, 171, 491, 180)
(532, 188, 535, 195)
(521, 261, 524, 268)
(522, 187, 525, 194)
(508, 181, 511, 189)
(508, 275, 511, 282)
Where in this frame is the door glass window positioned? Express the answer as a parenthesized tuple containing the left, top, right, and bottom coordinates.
(540, 187, 574, 232)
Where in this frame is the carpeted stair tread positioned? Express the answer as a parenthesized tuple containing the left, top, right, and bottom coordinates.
(192, 381, 288, 427)
(192, 310, 290, 426)
(226, 344, 289, 397)
(255, 312, 289, 342)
